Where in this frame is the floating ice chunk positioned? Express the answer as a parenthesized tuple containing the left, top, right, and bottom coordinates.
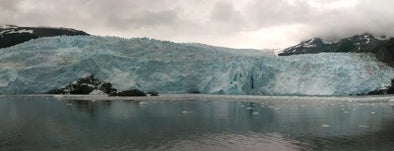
(181, 110, 193, 114)
(53, 95, 63, 98)
(359, 125, 368, 128)
(370, 111, 376, 114)
(246, 107, 254, 110)
(138, 101, 149, 105)
(321, 124, 330, 128)
(252, 112, 260, 115)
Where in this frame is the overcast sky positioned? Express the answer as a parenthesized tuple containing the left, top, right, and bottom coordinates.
(1, 0, 394, 49)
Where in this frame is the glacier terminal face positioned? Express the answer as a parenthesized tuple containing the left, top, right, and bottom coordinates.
(0, 36, 393, 95)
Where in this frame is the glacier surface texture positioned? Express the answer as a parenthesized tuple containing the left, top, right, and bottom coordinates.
(0, 36, 394, 95)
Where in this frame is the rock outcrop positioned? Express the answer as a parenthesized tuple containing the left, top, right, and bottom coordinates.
(111, 89, 147, 97)
(47, 74, 117, 95)
(47, 74, 153, 97)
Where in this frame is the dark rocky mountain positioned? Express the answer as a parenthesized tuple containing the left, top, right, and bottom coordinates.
(0, 24, 88, 49)
(279, 33, 385, 55)
(278, 33, 394, 66)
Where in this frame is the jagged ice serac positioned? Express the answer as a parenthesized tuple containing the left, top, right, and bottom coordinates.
(0, 36, 393, 96)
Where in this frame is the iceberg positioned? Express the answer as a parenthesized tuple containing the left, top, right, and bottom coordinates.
(0, 36, 393, 95)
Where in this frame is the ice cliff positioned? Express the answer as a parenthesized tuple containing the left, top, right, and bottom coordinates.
(0, 36, 393, 95)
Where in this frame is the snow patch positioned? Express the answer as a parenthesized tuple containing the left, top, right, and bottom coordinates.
(0, 25, 17, 29)
(11, 29, 33, 34)
(364, 35, 371, 44)
(89, 90, 106, 95)
(303, 38, 318, 48)
(0, 28, 33, 35)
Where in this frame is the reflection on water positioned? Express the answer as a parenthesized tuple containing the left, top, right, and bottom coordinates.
(0, 96, 393, 150)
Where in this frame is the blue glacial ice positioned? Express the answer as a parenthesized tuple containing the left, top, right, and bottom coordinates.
(0, 36, 393, 95)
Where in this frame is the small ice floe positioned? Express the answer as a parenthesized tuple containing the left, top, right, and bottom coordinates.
(66, 103, 72, 106)
(138, 101, 149, 105)
(388, 99, 394, 102)
(274, 107, 280, 110)
(252, 112, 260, 115)
(53, 95, 64, 98)
(321, 124, 330, 128)
(370, 111, 376, 115)
(246, 107, 254, 110)
(181, 110, 193, 114)
(359, 125, 368, 128)
(344, 111, 350, 114)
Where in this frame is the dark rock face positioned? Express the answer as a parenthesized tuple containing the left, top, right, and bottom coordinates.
(0, 25, 88, 49)
(112, 89, 147, 97)
(376, 38, 394, 66)
(47, 74, 117, 95)
(279, 34, 385, 56)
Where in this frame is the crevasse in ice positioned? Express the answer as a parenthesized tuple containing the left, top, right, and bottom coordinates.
(0, 36, 393, 95)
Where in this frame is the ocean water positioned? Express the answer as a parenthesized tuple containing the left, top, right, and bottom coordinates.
(0, 95, 394, 151)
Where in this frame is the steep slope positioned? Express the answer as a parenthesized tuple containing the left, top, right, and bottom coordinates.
(0, 25, 88, 49)
(0, 36, 393, 96)
(376, 38, 394, 66)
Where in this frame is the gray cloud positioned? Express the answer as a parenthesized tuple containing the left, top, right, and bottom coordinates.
(107, 9, 179, 30)
(244, 0, 311, 27)
(0, 0, 394, 49)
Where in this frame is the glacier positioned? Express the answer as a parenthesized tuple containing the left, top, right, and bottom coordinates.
(0, 36, 394, 96)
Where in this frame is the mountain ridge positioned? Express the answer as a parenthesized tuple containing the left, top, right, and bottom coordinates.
(0, 24, 88, 49)
(279, 33, 394, 66)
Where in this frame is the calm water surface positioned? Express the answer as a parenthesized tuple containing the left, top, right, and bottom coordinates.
(0, 95, 394, 151)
